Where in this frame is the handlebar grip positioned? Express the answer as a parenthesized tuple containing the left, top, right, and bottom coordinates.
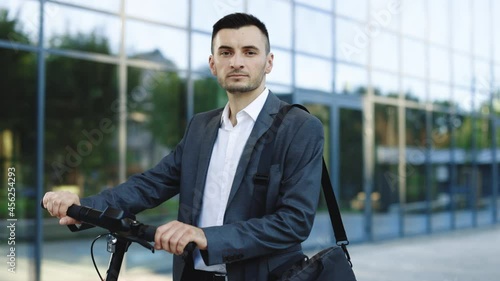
(141, 225, 157, 242)
(67, 204, 101, 224)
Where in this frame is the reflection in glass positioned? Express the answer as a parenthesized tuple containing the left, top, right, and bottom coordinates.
(402, 38, 426, 78)
(473, 0, 490, 59)
(248, 0, 292, 49)
(45, 55, 119, 201)
(453, 87, 472, 113)
(453, 113, 474, 228)
(453, 53, 472, 88)
(126, 0, 187, 27)
(295, 6, 332, 57)
(403, 77, 426, 102)
(338, 108, 364, 242)
(267, 49, 292, 85)
(475, 59, 491, 115)
(335, 63, 367, 95)
(452, 0, 472, 53)
(372, 71, 398, 97)
(335, 0, 366, 22)
(371, 31, 398, 72)
(127, 66, 187, 169)
(430, 111, 453, 231)
(335, 18, 368, 65)
(192, 0, 244, 32)
(0, 0, 39, 45)
(373, 104, 400, 239)
(295, 0, 332, 11)
(45, 3, 121, 54)
(401, 0, 425, 39)
(191, 32, 211, 72)
(404, 108, 428, 235)
(58, 0, 120, 13)
(295, 54, 333, 93)
(430, 83, 451, 107)
(429, 0, 449, 46)
(429, 46, 450, 83)
(193, 74, 226, 114)
(0, 48, 37, 280)
(370, 0, 400, 32)
(126, 20, 188, 69)
(495, 1, 500, 63)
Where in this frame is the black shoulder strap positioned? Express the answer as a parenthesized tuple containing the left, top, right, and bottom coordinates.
(254, 104, 351, 247)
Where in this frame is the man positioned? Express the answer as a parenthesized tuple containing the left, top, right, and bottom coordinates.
(43, 13, 324, 281)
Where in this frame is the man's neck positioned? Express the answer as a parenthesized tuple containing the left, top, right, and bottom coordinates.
(227, 86, 265, 126)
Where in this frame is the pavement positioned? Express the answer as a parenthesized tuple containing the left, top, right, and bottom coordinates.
(4, 224, 499, 281)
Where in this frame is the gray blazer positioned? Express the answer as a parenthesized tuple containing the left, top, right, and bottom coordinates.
(81, 92, 324, 281)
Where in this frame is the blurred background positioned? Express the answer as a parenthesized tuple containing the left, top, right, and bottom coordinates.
(0, 0, 499, 280)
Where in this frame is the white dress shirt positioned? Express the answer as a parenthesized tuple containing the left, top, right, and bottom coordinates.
(193, 88, 269, 273)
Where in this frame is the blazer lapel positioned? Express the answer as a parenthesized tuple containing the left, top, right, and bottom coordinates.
(226, 92, 283, 208)
(191, 110, 222, 224)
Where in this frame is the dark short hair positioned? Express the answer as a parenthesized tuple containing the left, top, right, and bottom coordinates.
(211, 13, 270, 54)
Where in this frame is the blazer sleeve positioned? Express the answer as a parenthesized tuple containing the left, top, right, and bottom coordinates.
(200, 110, 324, 265)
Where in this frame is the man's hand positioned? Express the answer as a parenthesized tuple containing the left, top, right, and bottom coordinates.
(154, 220, 208, 255)
(42, 191, 81, 225)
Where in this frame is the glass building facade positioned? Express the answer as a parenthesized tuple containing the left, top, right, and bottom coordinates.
(0, 0, 499, 280)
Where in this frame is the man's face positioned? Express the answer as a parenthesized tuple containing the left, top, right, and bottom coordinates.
(209, 25, 273, 95)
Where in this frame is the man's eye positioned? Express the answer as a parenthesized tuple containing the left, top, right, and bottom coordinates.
(220, 51, 232, 56)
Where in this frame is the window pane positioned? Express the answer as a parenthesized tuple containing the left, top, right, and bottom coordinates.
(192, 0, 244, 32)
(0, 48, 37, 280)
(295, 0, 332, 11)
(473, 0, 490, 59)
(430, 83, 450, 107)
(452, 0, 472, 53)
(401, 0, 425, 39)
(372, 31, 398, 72)
(335, 63, 367, 95)
(335, 0, 366, 22)
(374, 104, 400, 239)
(126, 0, 187, 27)
(404, 108, 427, 235)
(248, 0, 292, 49)
(126, 20, 188, 70)
(45, 55, 119, 198)
(295, 7, 332, 57)
(191, 32, 211, 72)
(494, 1, 500, 63)
(45, 3, 121, 55)
(475, 59, 491, 115)
(370, 0, 400, 32)
(429, 0, 449, 46)
(267, 49, 292, 85)
(193, 74, 226, 114)
(403, 77, 426, 102)
(454, 87, 472, 113)
(453, 53, 472, 88)
(402, 38, 426, 78)
(430, 111, 453, 231)
(58, 0, 120, 13)
(495, 64, 500, 115)
(295, 55, 333, 92)
(429, 46, 450, 83)
(335, 18, 368, 65)
(372, 71, 398, 97)
(0, 0, 39, 45)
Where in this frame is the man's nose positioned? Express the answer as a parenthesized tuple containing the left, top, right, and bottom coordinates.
(230, 53, 244, 69)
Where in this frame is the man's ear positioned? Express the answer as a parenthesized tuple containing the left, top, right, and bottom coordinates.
(265, 52, 274, 74)
(209, 55, 217, 76)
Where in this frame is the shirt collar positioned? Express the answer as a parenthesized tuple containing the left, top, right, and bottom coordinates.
(221, 88, 269, 125)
